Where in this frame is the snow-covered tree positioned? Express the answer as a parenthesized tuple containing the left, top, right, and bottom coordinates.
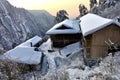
(88, 0, 120, 19)
(90, 5, 100, 14)
(99, 0, 106, 5)
(89, 0, 97, 9)
(99, 0, 118, 10)
(55, 10, 69, 23)
(89, 0, 99, 14)
(79, 4, 88, 17)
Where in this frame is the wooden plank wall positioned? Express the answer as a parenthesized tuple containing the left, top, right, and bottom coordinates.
(50, 34, 81, 47)
(90, 24, 120, 58)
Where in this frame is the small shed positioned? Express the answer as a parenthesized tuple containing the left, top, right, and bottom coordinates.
(46, 19, 81, 47)
(80, 13, 120, 61)
(1, 47, 42, 64)
(0, 36, 42, 65)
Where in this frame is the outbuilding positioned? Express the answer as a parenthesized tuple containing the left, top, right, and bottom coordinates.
(46, 19, 81, 47)
(0, 36, 42, 65)
(80, 13, 120, 63)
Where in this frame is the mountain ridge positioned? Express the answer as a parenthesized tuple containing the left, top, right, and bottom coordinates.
(0, 0, 55, 51)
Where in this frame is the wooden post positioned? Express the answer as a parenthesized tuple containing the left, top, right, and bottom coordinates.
(30, 42, 32, 47)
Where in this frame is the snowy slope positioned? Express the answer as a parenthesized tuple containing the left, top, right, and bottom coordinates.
(40, 39, 82, 57)
(37, 39, 83, 75)
(29, 10, 55, 36)
(67, 53, 120, 80)
(23, 38, 120, 80)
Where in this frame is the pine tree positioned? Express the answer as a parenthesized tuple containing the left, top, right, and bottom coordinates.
(89, 0, 97, 9)
(55, 10, 69, 23)
(79, 4, 88, 17)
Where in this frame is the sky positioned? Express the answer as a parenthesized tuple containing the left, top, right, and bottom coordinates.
(7, 0, 90, 18)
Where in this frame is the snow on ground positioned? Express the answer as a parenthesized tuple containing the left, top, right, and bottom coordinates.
(23, 39, 84, 80)
(39, 39, 82, 73)
(39, 39, 61, 72)
(61, 42, 82, 57)
(39, 38, 120, 80)
(39, 39, 52, 51)
(66, 52, 120, 80)
(0, 36, 119, 80)
(39, 39, 82, 68)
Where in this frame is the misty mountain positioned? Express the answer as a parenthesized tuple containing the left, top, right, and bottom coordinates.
(0, 0, 55, 51)
(29, 10, 55, 36)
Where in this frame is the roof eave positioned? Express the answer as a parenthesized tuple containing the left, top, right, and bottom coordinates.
(83, 21, 120, 37)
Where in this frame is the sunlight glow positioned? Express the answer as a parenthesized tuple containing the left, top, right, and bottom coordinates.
(7, 0, 89, 18)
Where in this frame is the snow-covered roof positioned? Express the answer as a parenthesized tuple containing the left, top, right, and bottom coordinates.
(1, 47, 42, 64)
(80, 13, 120, 36)
(46, 19, 81, 35)
(18, 36, 42, 47)
(0, 36, 43, 64)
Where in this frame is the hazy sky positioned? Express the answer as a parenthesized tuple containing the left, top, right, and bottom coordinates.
(7, 0, 90, 18)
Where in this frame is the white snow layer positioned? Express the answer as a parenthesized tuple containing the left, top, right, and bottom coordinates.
(40, 39, 82, 57)
(61, 42, 82, 57)
(80, 13, 120, 36)
(1, 47, 42, 64)
(0, 36, 42, 64)
(24, 39, 120, 80)
(18, 35, 42, 47)
(46, 19, 81, 35)
(67, 53, 120, 80)
(39, 39, 82, 70)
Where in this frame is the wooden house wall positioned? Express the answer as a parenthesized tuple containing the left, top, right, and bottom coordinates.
(50, 34, 81, 47)
(83, 35, 92, 59)
(84, 24, 120, 59)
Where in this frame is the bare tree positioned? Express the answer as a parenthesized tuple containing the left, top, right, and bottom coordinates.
(0, 60, 24, 80)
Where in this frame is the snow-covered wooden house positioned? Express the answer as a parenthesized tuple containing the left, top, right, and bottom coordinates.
(46, 19, 81, 47)
(80, 13, 120, 61)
